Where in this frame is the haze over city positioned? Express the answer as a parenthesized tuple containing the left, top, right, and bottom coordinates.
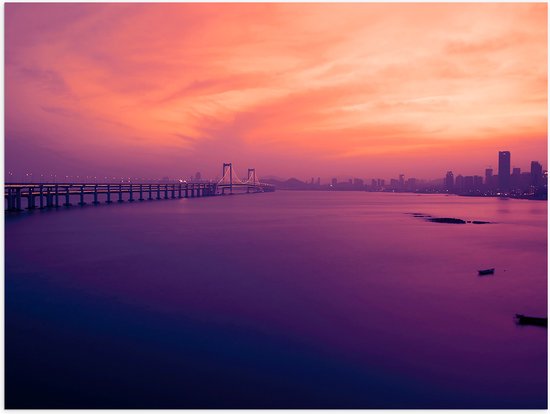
(5, 3, 547, 180)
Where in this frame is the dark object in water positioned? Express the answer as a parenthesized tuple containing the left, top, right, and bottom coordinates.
(427, 217, 466, 224)
(408, 212, 431, 217)
(472, 220, 492, 224)
(515, 314, 547, 327)
(478, 268, 495, 275)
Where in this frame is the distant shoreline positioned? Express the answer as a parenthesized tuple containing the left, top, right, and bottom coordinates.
(272, 188, 548, 201)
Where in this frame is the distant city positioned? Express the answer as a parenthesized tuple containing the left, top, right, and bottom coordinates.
(262, 151, 548, 200)
(7, 151, 547, 200)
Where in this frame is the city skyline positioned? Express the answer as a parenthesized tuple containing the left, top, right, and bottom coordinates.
(5, 3, 547, 180)
(260, 149, 547, 200)
(7, 149, 546, 187)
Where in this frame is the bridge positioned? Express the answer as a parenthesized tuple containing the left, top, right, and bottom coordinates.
(5, 163, 274, 212)
(216, 163, 273, 195)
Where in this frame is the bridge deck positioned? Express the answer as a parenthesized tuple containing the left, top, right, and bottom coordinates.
(4, 181, 274, 212)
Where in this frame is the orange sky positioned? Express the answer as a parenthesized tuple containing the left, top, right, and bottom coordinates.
(5, 3, 548, 181)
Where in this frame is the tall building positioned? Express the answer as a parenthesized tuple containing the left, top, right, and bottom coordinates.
(511, 167, 521, 189)
(498, 151, 511, 192)
(399, 174, 405, 190)
(445, 171, 454, 192)
(531, 161, 543, 187)
(473, 175, 483, 191)
(464, 176, 474, 192)
(521, 172, 532, 191)
(485, 168, 494, 190)
(455, 175, 464, 193)
(406, 178, 417, 192)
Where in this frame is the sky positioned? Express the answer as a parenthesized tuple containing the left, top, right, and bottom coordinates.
(5, 3, 548, 182)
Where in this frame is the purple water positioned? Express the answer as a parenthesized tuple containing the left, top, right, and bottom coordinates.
(5, 191, 547, 408)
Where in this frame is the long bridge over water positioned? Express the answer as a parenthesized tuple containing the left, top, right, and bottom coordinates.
(5, 163, 274, 213)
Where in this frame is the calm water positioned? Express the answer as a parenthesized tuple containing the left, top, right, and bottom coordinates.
(5, 191, 547, 408)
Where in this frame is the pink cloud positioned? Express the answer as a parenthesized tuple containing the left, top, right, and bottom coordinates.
(5, 3, 547, 180)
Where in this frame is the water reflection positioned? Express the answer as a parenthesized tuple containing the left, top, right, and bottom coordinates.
(5, 192, 547, 408)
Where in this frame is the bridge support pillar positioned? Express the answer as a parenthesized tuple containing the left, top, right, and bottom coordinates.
(178, 184, 182, 198)
(139, 185, 144, 201)
(6, 188, 14, 211)
(129, 185, 135, 202)
(79, 186, 86, 206)
(55, 185, 60, 207)
(148, 185, 153, 200)
(13, 188, 22, 211)
(38, 186, 44, 209)
(5, 188, 10, 211)
(118, 184, 124, 203)
(26, 187, 36, 210)
(171, 184, 176, 199)
(164, 185, 169, 199)
(64, 187, 72, 207)
(106, 185, 113, 204)
(93, 185, 100, 204)
(46, 188, 54, 208)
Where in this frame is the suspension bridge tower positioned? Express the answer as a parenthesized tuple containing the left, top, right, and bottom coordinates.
(248, 169, 256, 187)
(222, 163, 233, 194)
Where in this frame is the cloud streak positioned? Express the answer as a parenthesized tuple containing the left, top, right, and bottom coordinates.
(5, 3, 547, 179)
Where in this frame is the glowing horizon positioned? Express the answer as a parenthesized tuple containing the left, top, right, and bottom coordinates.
(5, 3, 548, 181)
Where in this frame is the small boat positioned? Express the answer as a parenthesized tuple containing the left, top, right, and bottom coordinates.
(515, 314, 547, 327)
(478, 268, 495, 276)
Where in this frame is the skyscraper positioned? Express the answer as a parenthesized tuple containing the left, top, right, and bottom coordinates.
(485, 168, 493, 190)
(455, 175, 464, 194)
(498, 151, 511, 192)
(531, 161, 543, 187)
(511, 167, 521, 189)
(473, 175, 482, 191)
(445, 171, 454, 192)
